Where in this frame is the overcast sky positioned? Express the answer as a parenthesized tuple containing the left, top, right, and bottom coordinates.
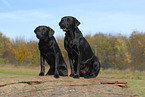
(0, 0, 145, 41)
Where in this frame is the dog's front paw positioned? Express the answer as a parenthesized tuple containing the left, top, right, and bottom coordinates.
(45, 72, 53, 76)
(39, 72, 44, 76)
(69, 73, 74, 77)
(73, 75, 80, 79)
(84, 75, 96, 79)
(84, 75, 90, 79)
(54, 74, 59, 78)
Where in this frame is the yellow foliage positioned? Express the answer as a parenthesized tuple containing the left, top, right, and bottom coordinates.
(124, 52, 132, 63)
(113, 37, 132, 65)
(12, 43, 29, 63)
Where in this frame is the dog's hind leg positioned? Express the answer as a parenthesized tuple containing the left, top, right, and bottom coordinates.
(85, 57, 101, 78)
(84, 57, 101, 79)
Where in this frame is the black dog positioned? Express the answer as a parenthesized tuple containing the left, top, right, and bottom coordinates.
(34, 26, 68, 78)
(59, 16, 101, 79)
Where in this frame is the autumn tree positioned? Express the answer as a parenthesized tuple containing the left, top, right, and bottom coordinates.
(11, 37, 29, 64)
(0, 30, 144, 68)
(0, 32, 12, 63)
(113, 37, 131, 65)
(12, 42, 29, 64)
(129, 31, 145, 66)
(27, 41, 39, 65)
(89, 33, 114, 64)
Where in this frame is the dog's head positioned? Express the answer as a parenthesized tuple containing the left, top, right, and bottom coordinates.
(34, 26, 54, 39)
(59, 16, 80, 32)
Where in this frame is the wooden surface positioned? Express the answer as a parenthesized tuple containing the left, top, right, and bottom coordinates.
(0, 76, 140, 97)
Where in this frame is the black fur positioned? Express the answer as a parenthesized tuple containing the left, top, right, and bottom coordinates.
(34, 26, 68, 78)
(59, 16, 101, 79)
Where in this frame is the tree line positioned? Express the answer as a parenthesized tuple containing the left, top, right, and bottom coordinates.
(0, 31, 144, 66)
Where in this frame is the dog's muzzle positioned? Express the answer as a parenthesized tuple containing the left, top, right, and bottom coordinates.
(63, 28, 67, 31)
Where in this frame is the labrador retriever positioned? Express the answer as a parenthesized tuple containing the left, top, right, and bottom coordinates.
(59, 16, 101, 79)
(34, 26, 68, 78)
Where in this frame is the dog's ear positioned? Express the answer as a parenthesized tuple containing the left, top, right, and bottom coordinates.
(48, 27, 54, 38)
(73, 17, 80, 28)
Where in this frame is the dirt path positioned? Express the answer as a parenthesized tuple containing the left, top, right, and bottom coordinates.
(0, 76, 139, 97)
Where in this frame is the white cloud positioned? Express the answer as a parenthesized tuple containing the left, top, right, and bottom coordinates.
(1, 0, 10, 7)
(0, 10, 52, 22)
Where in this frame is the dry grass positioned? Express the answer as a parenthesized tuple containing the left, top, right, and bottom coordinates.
(99, 68, 145, 96)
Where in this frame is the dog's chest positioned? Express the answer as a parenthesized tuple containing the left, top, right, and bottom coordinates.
(67, 38, 78, 48)
(39, 42, 54, 55)
(65, 38, 79, 57)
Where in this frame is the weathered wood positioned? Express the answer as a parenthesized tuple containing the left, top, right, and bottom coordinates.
(0, 76, 140, 97)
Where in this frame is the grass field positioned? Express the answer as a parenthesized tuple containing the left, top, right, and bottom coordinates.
(0, 64, 145, 96)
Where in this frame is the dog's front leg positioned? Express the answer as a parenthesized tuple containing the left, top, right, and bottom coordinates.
(39, 52, 45, 76)
(68, 55, 75, 77)
(73, 53, 80, 79)
(54, 53, 59, 78)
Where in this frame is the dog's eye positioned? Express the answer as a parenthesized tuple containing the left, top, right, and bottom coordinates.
(61, 20, 64, 22)
(67, 18, 71, 21)
(42, 28, 45, 31)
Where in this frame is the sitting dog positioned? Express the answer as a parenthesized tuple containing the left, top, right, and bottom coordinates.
(34, 26, 68, 78)
(59, 16, 101, 79)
